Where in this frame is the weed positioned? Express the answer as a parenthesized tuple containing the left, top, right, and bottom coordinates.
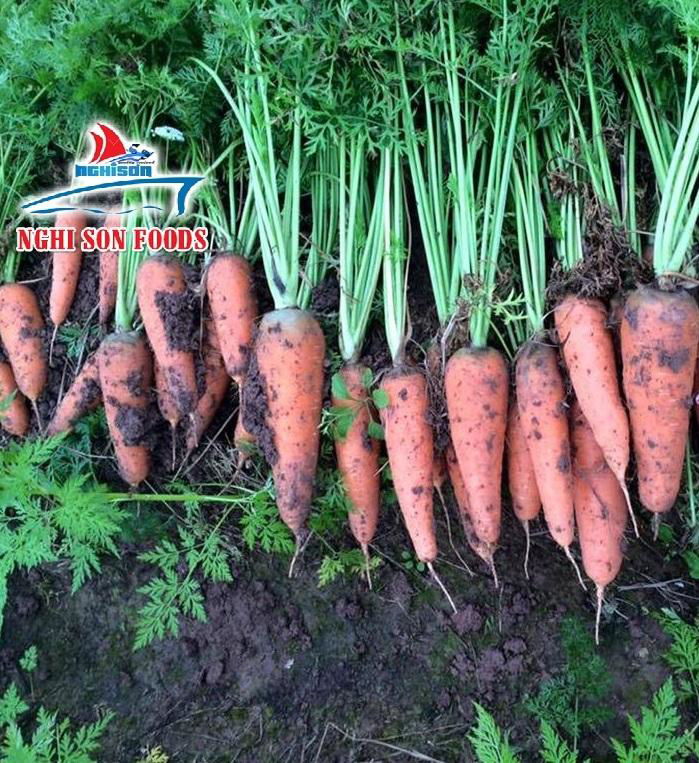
(657, 609, 699, 707)
(134, 492, 241, 650)
(0, 650, 112, 762)
(525, 616, 612, 745)
(317, 549, 381, 587)
(0, 435, 125, 633)
(467, 703, 519, 763)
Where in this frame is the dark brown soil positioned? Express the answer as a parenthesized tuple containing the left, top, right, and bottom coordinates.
(1, 504, 692, 762)
(154, 290, 196, 353)
(241, 348, 277, 466)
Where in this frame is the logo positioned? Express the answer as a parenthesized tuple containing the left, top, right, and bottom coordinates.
(22, 122, 204, 217)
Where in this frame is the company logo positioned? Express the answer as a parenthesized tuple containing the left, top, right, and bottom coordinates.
(22, 122, 204, 217)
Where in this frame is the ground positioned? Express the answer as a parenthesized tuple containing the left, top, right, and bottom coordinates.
(1, 504, 692, 762)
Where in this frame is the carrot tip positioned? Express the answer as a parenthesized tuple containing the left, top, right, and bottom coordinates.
(427, 562, 457, 614)
(32, 399, 43, 435)
(361, 544, 373, 591)
(595, 584, 605, 646)
(522, 519, 531, 581)
(651, 513, 661, 541)
(564, 545, 586, 590)
(288, 530, 312, 578)
(620, 482, 639, 538)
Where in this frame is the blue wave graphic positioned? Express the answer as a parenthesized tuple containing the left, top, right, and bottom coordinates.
(22, 177, 204, 216)
(32, 205, 164, 215)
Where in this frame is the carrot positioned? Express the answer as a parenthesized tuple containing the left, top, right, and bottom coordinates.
(46, 352, 101, 436)
(136, 255, 197, 428)
(445, 442, 497, 585)
(444, 347, 508, 551)
(506, 401, 540, 578)
(249, 308, 325, 567)
(50, 209, 87, 328)
(379, 367, 461, 610)
(332, 364, 380, 582)
(0, 361, 29, 436)
(620, 287, 699, 529)
(205, 254, 258, 383)
(516, 341, 583, 584)
(98, 331, 152, 487)
(555, 295, 635, 532)
(99, 212, 120, 326)
(380, 369, 436, 560)
(186, 320, 230, 454)
(0, 283, 47, 409)
(571, 400, 627, 643)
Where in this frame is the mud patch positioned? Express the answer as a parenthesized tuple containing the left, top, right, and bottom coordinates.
(154, 290, 196, 353)
(111, 399, 148, 446)
(241, 349, 277, 465)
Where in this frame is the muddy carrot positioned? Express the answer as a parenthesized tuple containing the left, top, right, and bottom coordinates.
(0, 361, 29, 436)
(50, 210, 87, 328)
(136, 255, 197, 428)
(571, 400, 627, 643)
(333, 364, 380, 576)
(445, 347, 508, 551)
(555, 295, 634, 530)
(99, 212, 121, 326)
(99, 331, 152, 486)
(186, 320, 230, 453)
(247, 308, 325, 565)
(206, 254, 257, 383)
(379, 369, 437, 564)
(516, 341, 583, 585)
(0, 283, 47, 405)
(506, 400, 541, 577)
(46, 353, 101, 435)
(621, 287, 699, 529)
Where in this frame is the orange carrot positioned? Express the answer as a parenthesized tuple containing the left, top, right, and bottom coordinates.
(555, 295, 634, 530)
(50, 210, 87, 328)
(445, 442, 497, 584)
(571, 400, 627, 643)
(620, 287, 699, 528)
(206, 254, 258, 383)
(0, 283, 47, 406)
(0, 361, 29, 436)
(99, 212, 120, 326)
(250, 308, 325, 566)
(516, 341, 583, 584)
(379, 370, 437, 563)
(46, 352, 101, 435)
(332, 364, 380, 579)
(444, 347, 508, 551)
(186, 320, 230, 453)
(136, 256, 197, 428)
(506, 400, 541, 577)
(98, 331, 152, 486)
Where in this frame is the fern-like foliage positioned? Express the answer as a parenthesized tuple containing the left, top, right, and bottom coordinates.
(317, 549, 382, 587)
(239, 483, 294, 554)
(467, 703, 520, 763)
(0, 436, 125, 634)
(0, 683, 112, 763)
(610, 680, 698, 762)
(134, 498, 240, 650)
(525, 617, 611, 741)
(657, 609, 699, 705)
(540, 721, 587, 763)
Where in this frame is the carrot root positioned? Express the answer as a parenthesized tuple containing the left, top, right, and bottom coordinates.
(427, 562, 457, 614)
(522, 519, 531, 580)
(565, 545, 586, 590)
(595, 584, 605, 645)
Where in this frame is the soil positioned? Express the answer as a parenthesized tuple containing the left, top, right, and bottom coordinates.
(1, 244, 697, 763)
(2, 506, 693, 762)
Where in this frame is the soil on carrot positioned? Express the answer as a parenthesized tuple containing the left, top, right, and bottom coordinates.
(154, 289, 197, 353)
(2, 502, 691, 762)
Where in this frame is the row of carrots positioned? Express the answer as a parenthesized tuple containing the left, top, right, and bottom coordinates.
(1, 211, 698, 636)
